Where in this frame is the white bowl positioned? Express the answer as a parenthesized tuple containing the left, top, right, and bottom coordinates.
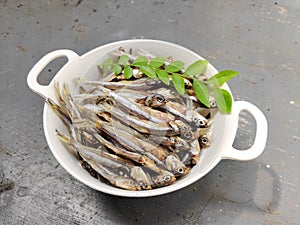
(27, 39, 268, 197)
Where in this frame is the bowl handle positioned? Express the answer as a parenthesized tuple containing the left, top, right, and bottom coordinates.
(221, 101, 268, 161)
(27, 50, 79, 99)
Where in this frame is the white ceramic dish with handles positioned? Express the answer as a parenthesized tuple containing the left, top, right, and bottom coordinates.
(27, 39, 268, 197)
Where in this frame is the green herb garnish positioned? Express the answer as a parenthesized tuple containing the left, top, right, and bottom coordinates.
(156, 70, 170, 86)
(193, 79, 210, 108)
(172, 73, 185, 95)
(184, 60, 208, 77)
(102, 54, 239, 113)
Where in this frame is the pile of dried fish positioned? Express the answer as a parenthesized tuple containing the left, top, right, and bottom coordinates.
(49, 49, 215, 191)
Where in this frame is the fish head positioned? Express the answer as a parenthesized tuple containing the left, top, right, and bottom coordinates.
(146, 94, 168, 108)
(165, 155, 188, 176)
(152, 94, 168, 105)
(199, 134, 210, 148)
(130, 166, 152, 190)
(174, 120, 191, 133)
(192, 112, 208, 128)
(173, 137, 190, 150)
(151, 172, 176, 188)
(209, 97, 217, 108)
(139, 180, 152, 190)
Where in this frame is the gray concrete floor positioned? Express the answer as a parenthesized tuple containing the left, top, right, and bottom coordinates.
(1, 0, 299, 224)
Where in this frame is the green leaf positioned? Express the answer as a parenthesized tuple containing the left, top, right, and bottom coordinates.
(172, 73, 185, 95)
(101, 58, 114, 70)
(165, 61, 184, 73)
(133, 56, 148, 67)
(156, 70, 170, 86)
(124, 65, 133, 79)
(106, 58, 113, 64)
(213, 88, 232, 113)
(207, 70, 239, 88)
(193, 79, 210, 107)
(118, 55, 130, 66)
(149, 56, 165, 69)
(113, 64, 122, 75)
(140, 65, 157, 78)
(184, 60, 208, 77)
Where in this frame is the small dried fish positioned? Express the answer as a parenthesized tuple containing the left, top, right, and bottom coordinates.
(116, 88, 180, 102)
(98, 88, 166, 124)
(46, 98, 77, 141)
(63, 129, 152, 189)
(181, 139, 201, 165)
(162, 100, 208, 128)
(137, 94, 168, 108)
(84, 127, 169, 177)
(54, 81, 71, 118)
(130, 166, 152, 190)
(149, 172, 176, 188)
(78, 77, 161, 91)
(198, 127, 212, 149)
(49, 48, 214, 191)
(86, 157, 142, 191)
(56, 130, 142, 191)
(165, 155, 189, 176)
(81, 103, 178, 136)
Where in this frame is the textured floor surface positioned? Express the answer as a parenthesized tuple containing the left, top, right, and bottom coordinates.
(0, 1, 299, 224)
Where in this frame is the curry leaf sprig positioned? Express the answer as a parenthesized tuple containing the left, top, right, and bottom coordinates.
(100, 55, 239, 113)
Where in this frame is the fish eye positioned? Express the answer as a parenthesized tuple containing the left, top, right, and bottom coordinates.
(201, 136, 208, 144)
(163, 175, 171, 182)
(184, 132, 192, 139)
(177, 168, 184, 174)
(210, 101, 216, 107)
(140, 181, 147, 189)
(198, 119, 206, 126)
(156, 96, 165, 103)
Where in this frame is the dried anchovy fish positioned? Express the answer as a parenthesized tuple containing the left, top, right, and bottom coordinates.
(48, 48, 214, 191)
